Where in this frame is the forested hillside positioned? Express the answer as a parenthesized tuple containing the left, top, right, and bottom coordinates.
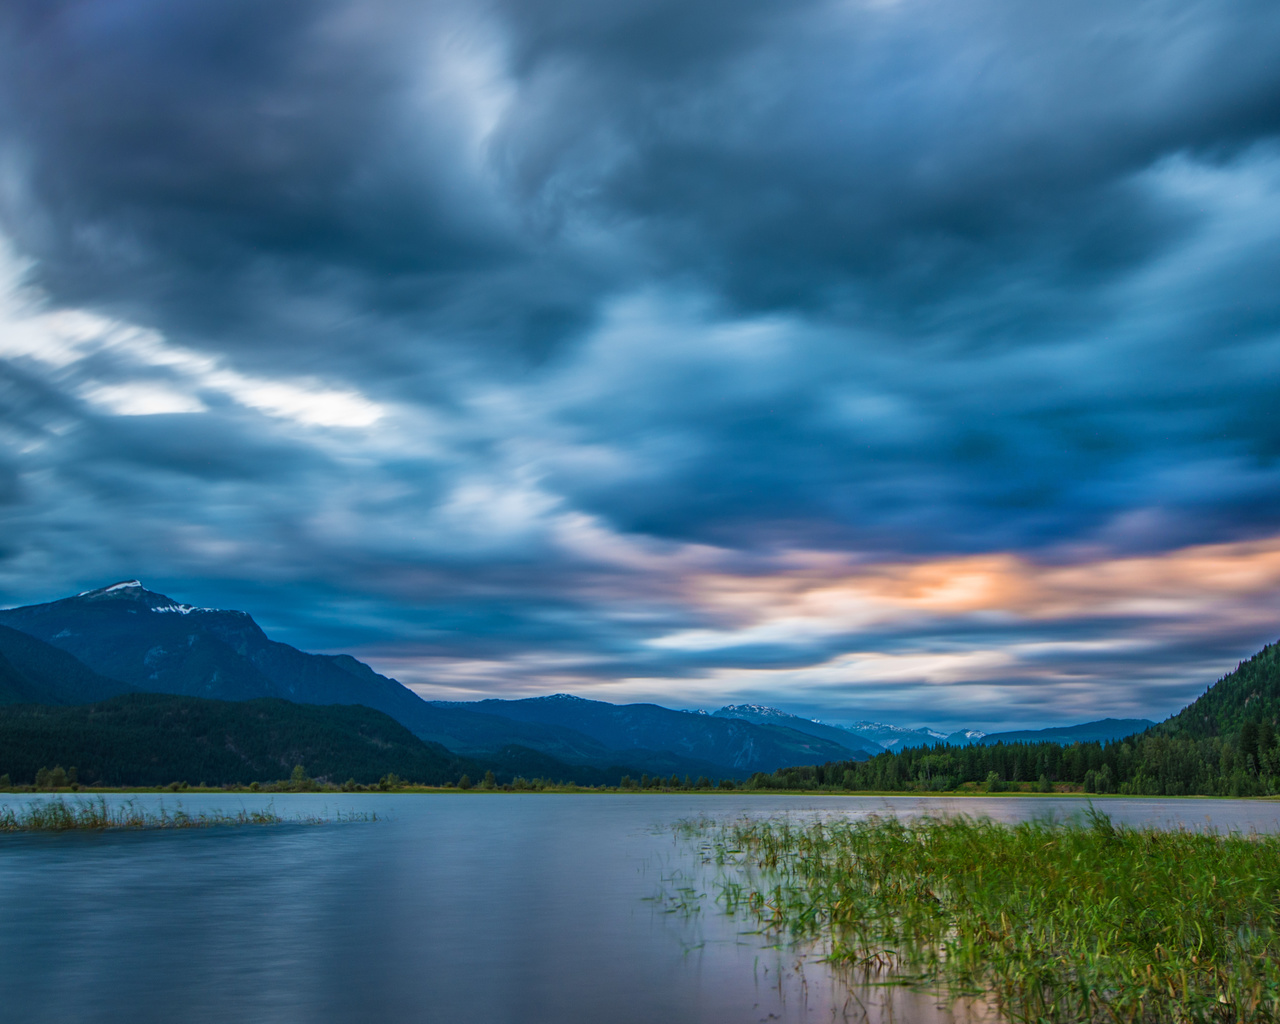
(1157, 642, 1280, 739)
(0, 693, 674, 789)
(0, 694, 466, 787)
(0, 625, 132, 705)
(754, 641, 1280, 797)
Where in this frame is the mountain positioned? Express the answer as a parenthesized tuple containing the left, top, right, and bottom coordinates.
(0, 693, 466, 787)
(1157, 642, 1280, 739)
(770, 638, 1280, 797)
(979, 718, 1155, 746)
(0, 581, 433, 711)
(442, 694, 872, 773)
(424, 702, 738, 779)
(0, 581, 622, 766)
(712, 704, 884, 755)
(837, 721, 953, 750)
(945, 729, 988, 746)
(832, 718, 1153, 750)
(0, 581, 865, 779)
(0, 624, 133, 705)
(476, 745, 661, 788)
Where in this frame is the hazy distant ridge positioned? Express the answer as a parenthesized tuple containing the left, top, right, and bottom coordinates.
(978, 719, 1156, 746)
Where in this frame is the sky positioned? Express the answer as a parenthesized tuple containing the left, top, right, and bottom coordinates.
(2, 0, 1280, 730)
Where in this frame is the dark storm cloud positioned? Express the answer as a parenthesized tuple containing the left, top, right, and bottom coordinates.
(3, 0, 1280, 726)
(0, 0, 541, 372)
(493, 0, 1280, 314)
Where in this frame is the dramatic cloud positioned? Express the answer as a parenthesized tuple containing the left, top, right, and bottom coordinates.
(3, 0, 1280, 728)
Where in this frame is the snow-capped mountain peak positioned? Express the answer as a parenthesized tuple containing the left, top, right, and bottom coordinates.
(949, 729, 987, 742)
(64, 581, 243, 618)
(719, 703, 794, 720)
(78, 579, 143, 596)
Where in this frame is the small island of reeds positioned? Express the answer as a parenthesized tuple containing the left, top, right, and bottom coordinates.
(676, 810, 1280, 1023)
(0, 796, 373, 832)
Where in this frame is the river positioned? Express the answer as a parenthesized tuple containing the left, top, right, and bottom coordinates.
(3, 793, 1279, 1024)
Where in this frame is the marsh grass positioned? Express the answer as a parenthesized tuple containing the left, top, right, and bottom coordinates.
(0, 796, 375, 831)
(676, 809, 1280, 1023)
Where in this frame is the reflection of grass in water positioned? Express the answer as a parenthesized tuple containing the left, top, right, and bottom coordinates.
(676, 809, 1280, 1023)
(1, 796, 375, 831)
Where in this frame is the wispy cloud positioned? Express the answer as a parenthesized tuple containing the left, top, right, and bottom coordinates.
(0, 243, 386, 429)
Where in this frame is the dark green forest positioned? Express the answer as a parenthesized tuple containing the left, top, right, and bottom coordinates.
(0, 693, 465, 787)
(0, 623, 133, 705)
(753, 643, 1280, 797)
(0, 693, 663, 789)
(9, 637, 1280, 795)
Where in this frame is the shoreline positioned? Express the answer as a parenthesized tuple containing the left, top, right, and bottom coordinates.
(4, 786, 1278, 799)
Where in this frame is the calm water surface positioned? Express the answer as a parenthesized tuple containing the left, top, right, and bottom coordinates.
(3, 793, 1280, 1024)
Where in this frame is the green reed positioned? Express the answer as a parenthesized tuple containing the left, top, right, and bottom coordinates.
(0, 796, 375, 831)
(678, 809, 1280, 1023)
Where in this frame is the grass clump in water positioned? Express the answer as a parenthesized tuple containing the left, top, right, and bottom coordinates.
(0, 796, 373, 831)
(682, 809, 1280, 1023)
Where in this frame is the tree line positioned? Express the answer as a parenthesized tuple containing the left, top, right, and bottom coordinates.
(749, 722, 1279, 797)
(754, 641, 1280, 797)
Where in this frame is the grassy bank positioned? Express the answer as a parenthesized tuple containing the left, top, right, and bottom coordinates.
(0, 796, 373, 831)
(679, 810, 1280, 1023)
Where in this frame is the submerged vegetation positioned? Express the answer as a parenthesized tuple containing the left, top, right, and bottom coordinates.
(679, 811, 1280, 1023)
(0, 796, 373, 831)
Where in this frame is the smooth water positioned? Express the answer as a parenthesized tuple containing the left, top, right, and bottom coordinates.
(4, 793, 1280, 1024)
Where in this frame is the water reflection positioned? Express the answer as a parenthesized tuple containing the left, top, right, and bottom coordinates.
(2, 793, 1277, 1023)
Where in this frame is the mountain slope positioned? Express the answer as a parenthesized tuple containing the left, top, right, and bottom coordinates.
(944, 729, 989, 746)
(712, 704, 884, 755)
(980, 718, 1155, 746)
(0, 624, 133, 705)
(453, 694, 871, 773)
(765, 638, 1280, 797)
(837, 721, 952, 751)
(0, 690, 687, 789)
(0, 581, 615, 760)
(0, 651, 33, 705)
(0, 581, 426, 709)
(1157, 642, 1280, 739)
(0, 582, 843, 777)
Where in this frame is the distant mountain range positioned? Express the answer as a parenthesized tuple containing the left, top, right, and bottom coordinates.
(832, 720, 1156, 750)
(0, 580, 1166, 786)
(977, 719, 1155, 746)
(835, 721, 955, 750)
(712, 704, 884, 755)
(0, 581, 871, 782)
(711, 707, 1149, 752)
(435, 694, 873, 771)
(784, 644, 1280, 797)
